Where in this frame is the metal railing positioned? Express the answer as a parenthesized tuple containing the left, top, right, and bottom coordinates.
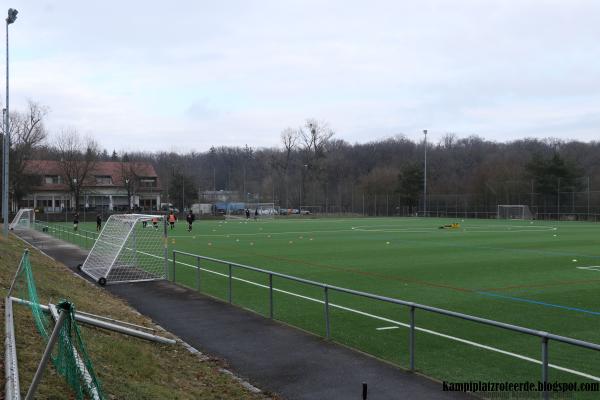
(33, 221, 99, 249)
(29, 222, 600, 397)
(172, 249, 600, 399)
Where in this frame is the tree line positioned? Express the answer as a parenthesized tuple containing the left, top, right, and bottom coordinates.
(1, 104, 593, 217)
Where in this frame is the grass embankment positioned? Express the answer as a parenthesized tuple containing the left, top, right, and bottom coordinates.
(0, 232, 274, 400)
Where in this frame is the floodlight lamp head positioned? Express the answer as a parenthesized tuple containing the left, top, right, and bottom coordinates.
(6, 8, 18, 24)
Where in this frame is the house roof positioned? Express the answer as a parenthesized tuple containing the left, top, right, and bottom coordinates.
(24, 160, 161, 191)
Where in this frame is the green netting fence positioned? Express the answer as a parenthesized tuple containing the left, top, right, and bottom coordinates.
(16, 250, 105, 400)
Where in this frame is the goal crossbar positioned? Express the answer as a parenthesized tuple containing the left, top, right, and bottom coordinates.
(497, 205, 534, 220)
(9, 208, 34, 230)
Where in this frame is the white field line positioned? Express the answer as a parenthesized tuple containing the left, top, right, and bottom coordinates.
(376, 326, 399, 331)
(168, 256, 600, 382)
(576, 266, 600, 272)
(43, 224, 600, 382)
(169, 228, 355, 238)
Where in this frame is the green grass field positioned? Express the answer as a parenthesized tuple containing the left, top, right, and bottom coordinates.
(37, 217, 600, 397)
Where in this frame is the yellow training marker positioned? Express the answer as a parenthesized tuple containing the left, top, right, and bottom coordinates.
(250, 242, 254, 246)
(208, 242, 212, 246)
(171, 239, 176, 244)
(289, 240, 293, 244)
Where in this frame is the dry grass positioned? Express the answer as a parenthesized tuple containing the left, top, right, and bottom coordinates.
(0, 233, 275, 399)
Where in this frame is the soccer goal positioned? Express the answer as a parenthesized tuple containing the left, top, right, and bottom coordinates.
(246, 203, 277, 219)
(80, 214, 167, 285)
(225, 202, 246, 220)
(497, 205, 534, 220)
(299, 205, 322, 215)
(9, 208, 35, 230)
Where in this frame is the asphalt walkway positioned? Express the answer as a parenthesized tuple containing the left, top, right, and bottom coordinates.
(15, 228, 471, 400)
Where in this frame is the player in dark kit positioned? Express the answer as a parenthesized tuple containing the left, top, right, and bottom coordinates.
(73, 213, 80, 231)
(96, 214, 102, 231)
(186, 211, 195, 232)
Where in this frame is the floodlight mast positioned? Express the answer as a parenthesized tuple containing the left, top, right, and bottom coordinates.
(423, 129, 427, 217)
(2, 8, 18, 238)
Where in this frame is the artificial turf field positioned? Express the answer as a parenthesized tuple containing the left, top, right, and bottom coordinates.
(37, 217, 600, 396)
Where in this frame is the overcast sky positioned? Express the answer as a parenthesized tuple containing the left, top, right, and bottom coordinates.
(6, 1, 600, 152)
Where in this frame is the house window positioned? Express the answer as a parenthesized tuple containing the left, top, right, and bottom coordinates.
(44, 175, 62, 184)
(38, 199, 53, 207)
(139, 178, 156, 188)
(95, 175, 113, 185)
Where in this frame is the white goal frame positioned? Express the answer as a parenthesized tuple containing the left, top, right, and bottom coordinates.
(9, 208, 34, 230)
(246, 203, 277, 219)
(80, 214, 168, 285)
(226, 203, 277, 220)
(497, 205, 534, 220)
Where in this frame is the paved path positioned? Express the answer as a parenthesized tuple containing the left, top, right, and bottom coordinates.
(15, 229, 472, 400)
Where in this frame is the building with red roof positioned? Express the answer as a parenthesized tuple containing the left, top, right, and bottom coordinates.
(21, 160, 162, 212)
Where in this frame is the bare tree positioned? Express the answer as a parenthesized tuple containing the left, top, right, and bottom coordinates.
(54, 129, 100, 211)
(298, 119, 334, 160)
(120, 153, 143, 211)
(280, 128, 297, 207)
(298, 119, 334, 205)
(2, 101, 49, 204)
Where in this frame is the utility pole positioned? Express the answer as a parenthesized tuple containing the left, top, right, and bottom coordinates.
(423, 129, 427, 217)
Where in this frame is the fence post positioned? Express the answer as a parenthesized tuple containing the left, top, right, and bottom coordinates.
(228, 264, 232, 303)
(172, 251, 176, 282)
(196, 257, 201, 291)
(324, 286, 331, 339)
(85, 230, 88, 248)
(409, 305, 415, 371)
(541, 336, 549, 400)
(269, 273, 273, 319)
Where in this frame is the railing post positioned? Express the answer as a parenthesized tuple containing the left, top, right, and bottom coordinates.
(85, 230, 88, 248)
(409, 305, 415, 371)
(542, 336, 549, 400)
(25, 304, 70, 400)
(196, 257, 201, 291)
(228, 264, 233, 303)
(172, 251, 176, 282)
(269, 273, 273, 319)
(324, 286, 330, 339)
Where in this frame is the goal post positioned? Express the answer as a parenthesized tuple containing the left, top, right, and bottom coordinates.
(80, 214, 167, 285)
(226, 202, 277, 219)
(9, 208, 35, 230)
(246, 203, 277, 219)
(497, 205, 534, 220)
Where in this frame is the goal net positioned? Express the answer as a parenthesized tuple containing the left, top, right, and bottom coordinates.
(80, 214, 167, 285)
(9, 208, 34, 230)
(299, 205, 322, 215)
(497, 205, 534, 220)
(226, 203, 276, 219)
(246, 203, 277, 219)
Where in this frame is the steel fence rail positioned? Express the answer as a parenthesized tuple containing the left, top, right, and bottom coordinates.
(173, 249, 600, 399)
